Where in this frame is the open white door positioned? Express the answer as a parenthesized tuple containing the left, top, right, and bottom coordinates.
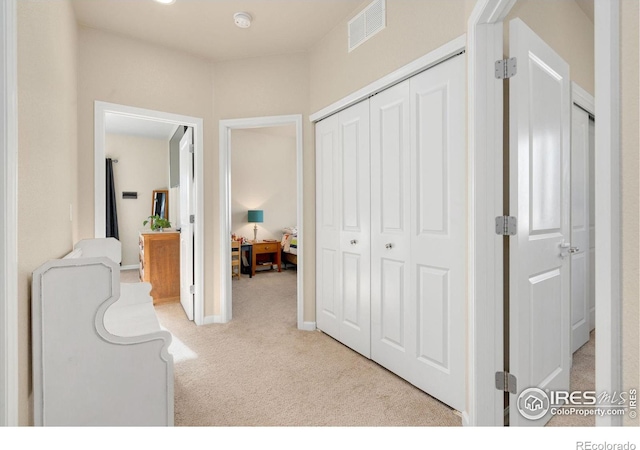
(179, 127, 194, 320)
(570, 104, 591, 353)
(508, 18, 571, 426)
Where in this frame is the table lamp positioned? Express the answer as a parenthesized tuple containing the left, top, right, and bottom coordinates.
(247, 210, 264, 242)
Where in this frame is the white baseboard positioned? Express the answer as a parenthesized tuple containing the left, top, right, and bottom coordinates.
(203, 314, 226, 325)
(299, 321, 316, 331)
(120, 265, 138, 271)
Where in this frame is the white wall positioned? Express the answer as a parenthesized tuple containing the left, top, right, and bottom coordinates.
(17, 0, 78, 425)
(505, 0, 595, 95)
(212, 52, 311, 318)
(231, 127, 297, 242)
(105, 133, 170, 267)
(309, 0, 473, 112)
(76, 26, 216, 314)
(620, 0, 639, 427)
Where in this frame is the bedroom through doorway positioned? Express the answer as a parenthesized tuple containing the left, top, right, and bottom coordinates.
(229, 124, 299, 327)
(219, 114, 304, 328)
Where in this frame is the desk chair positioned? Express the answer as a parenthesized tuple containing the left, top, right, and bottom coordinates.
(231, 240, 241, 280)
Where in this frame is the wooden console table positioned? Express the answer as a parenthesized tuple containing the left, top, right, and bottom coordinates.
(251, 241, 281, 276)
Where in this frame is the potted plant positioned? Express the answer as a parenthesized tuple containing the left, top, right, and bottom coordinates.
(143, 215, 171, 231)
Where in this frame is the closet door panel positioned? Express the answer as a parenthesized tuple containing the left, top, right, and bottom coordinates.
(380, 258, 406, 350)
(408, 54, 466, 412)
(415, 84, 447, 234)
(316, 114, 341, 339)
(570, 105, 590, 353)
(371, 80, 412, 378)
(416, 265, 449, 368)
(338, 101, 371, 357)
(379, 101, 407, 233)
(342, 120, 362, 231)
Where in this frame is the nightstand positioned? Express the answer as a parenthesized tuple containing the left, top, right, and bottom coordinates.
(251, 241, 282, 276)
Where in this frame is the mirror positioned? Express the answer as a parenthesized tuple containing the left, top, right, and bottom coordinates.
(152, 190, 169, 219)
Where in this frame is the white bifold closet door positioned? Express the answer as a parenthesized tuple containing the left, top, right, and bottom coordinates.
(370, 54, 466, 412)
(316, 100, 371, 358)
(315, 53, 466, 412)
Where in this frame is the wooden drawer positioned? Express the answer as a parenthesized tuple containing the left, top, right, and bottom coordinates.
(254, 242, 279, 253)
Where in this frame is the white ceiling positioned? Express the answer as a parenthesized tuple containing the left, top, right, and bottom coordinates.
(105, 113, 179, 140)
(71, 0, 365, 62)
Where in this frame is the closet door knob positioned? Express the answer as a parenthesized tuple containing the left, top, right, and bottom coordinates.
(385, 243, 393, 249)
(350, 240, 358, 245)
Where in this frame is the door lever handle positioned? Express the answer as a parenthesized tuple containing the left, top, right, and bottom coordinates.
(350, 239, 358, 245)
(559, 240, 571, 258)
(385, 243, 393, 249)
(569, 247, 580, 254)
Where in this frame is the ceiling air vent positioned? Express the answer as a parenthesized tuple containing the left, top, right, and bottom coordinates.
(348, 0, 386, 52)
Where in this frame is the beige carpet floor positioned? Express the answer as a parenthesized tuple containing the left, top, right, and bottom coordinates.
(120, 268, 595, 427)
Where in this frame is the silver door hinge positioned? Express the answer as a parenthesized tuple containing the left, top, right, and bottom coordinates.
(190, 215, 195, 224)
(189, 285, 195, 295)
(189, 144, 195, 154)
(495, 216, 517, 236)
(496, 371, 517, 394)
(495, 57, 517, 79)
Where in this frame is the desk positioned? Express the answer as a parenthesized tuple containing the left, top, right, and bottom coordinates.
(240, 243, 253, 278)
(251, 241, 282, 276)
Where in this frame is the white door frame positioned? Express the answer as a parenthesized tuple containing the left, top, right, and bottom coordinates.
(0, 0, 18, 427)
(468, 0, 622, 426)
(593, 0, 622, 427)
(219, 115, 305, 329)
(94, 101, 205, 326)
(572, 82, 595, 117)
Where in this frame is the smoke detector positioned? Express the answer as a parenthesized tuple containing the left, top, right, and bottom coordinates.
(234, 12, 252, 28)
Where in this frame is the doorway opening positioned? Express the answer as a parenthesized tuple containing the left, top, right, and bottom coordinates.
(219, 115, 305, 329)
(569, 82, 596, 405)
(229, 124, 298, 324)
(94, 101, 205, 325)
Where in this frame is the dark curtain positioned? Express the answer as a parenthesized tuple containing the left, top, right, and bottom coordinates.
(106, 158, 119, 240)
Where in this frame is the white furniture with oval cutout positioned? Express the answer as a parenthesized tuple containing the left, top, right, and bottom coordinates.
(31, 238, 174, 426)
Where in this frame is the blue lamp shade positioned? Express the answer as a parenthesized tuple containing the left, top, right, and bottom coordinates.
(247, 210, 264, 223)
